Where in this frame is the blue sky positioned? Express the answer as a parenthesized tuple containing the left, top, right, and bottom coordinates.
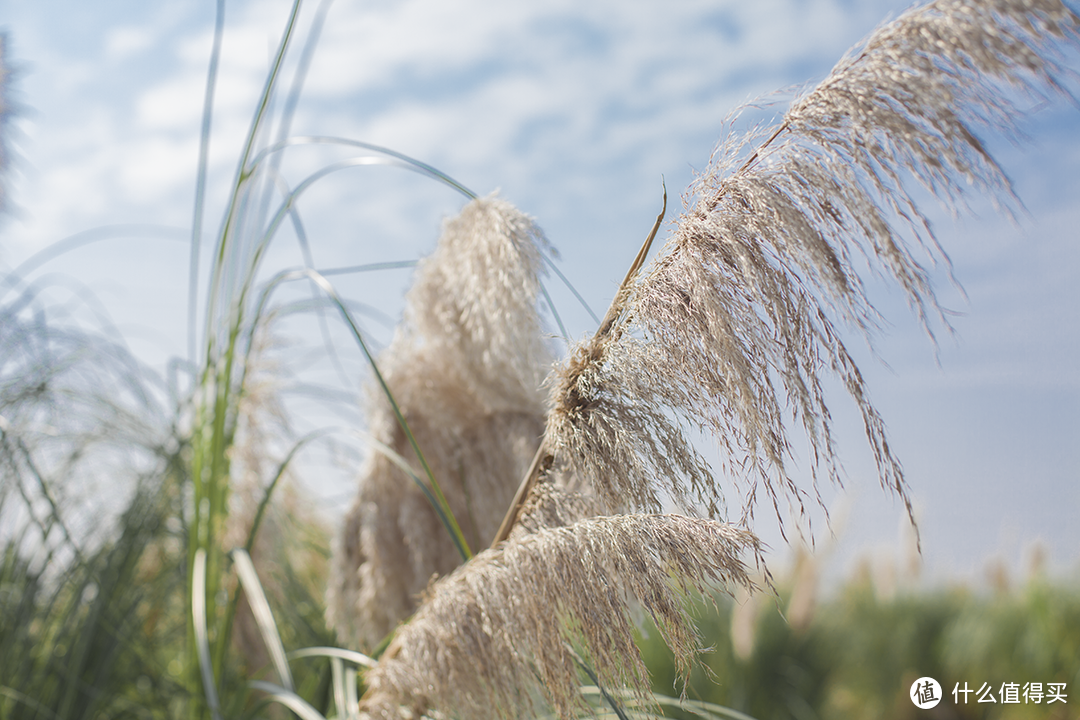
(3, 0, 1078, 587)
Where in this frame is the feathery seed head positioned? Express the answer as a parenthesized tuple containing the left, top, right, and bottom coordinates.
(402, 192, 553, 411)
(541, 0, 1079, 540)
(328, 194, 553, 649)
(361, 515, 759, 720)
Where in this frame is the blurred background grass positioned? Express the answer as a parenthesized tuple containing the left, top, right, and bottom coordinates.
(640, 551, 1080, 720)
(0, 304, 337, 717)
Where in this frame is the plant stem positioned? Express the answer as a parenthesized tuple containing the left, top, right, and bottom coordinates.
(491, 184, 667, 547)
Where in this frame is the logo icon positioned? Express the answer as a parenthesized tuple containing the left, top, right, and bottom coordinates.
(911, 677, 943, 709)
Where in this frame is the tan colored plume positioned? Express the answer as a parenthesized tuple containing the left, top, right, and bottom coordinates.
(360, 515, 758, 720)
(327, 194, 553, 650)
(541, 0, 1079, 536)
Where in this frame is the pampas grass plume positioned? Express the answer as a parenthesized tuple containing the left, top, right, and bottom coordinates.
(545, 0, 1079, 534)
(328, 195, 553, 649)
(361, 515, 758, 720)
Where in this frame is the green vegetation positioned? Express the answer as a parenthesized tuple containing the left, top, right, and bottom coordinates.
(0, 274, 338, 716)
(0, 1, 370, 714)
(641, 564, 1080, 720)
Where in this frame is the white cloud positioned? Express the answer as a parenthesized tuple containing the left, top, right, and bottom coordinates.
(105, 26, 155, 60)
(117, 136, 201, 202)
(136, 75, 207, 130)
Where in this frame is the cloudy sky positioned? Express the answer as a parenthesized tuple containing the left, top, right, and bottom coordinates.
(3, 0, 1078, 586)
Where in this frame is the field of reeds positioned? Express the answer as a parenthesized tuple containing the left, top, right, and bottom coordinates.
(2, 1, 1079, 719)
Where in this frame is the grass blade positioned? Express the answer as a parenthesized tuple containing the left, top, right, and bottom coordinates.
(250, 267, 473, 561)
(248, 680, 328, 720)
(288, 646, 376, 668)
(566, 644, 630, 720)
(189, 0, 226, 365)
(232, 548, 294, 691)
(330, 657, 346, 720)
(193, 549, 224, 720)
(244, 429, 333, 554)
(0, 687, 61, 720)
(579, 687, 763, 720)
(344, 664, 360, 720)
(247, 135, 477, 199)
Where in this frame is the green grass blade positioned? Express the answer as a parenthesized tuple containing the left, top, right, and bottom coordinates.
(193, 549, 224, 720)
(656, 697, 762, 720)
(288, 647, 376, 668)
(270, 0, 334, 162)
(541, 253, 601, 326)
(201, 0, 302, 377)
(0, 686, 62, 720)
(316, 259, 418, 276)
(189, 0, 226, 366)
(330, 657, 346, 720)
(247, 136, 477, 199)
(578, 687, 763, 720)
(248, 681, 328, 720)
(234, 0, 302, 184)
(344, 664, 359, 720)
(244, 429, 334, 554)
(249, 267, 473, 561)
(539, 279, 569, 341)
(566, 645, 630, 720)
(232, 549, 294, 691)
(0, 225, 187, 303)
(268, 170, 355, 389)
(4, 429, 86, 565)
(218, 156, 448, 377)
(350, 430, 465, 559)
(253, 157, 462, 265)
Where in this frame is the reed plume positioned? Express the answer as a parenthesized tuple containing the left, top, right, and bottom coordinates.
(361, 515, 758, 720)
(336, 0, 1078, 717)
(327, 194, 553, 650)
(544, 0, 1078, 532)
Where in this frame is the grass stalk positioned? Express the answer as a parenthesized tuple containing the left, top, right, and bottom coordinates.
(189, 0, 226, 366)
(193, 549, 224, 720)
(491, 184, 667, 547)
(232, 549, 293, 690)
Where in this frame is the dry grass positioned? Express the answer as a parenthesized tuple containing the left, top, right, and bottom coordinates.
(362, 515, 758, 720)
(327, 195, 553, 650)
(548, 0, 1079, 536)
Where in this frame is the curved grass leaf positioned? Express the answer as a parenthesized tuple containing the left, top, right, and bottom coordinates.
(232, 548, 294, 691)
